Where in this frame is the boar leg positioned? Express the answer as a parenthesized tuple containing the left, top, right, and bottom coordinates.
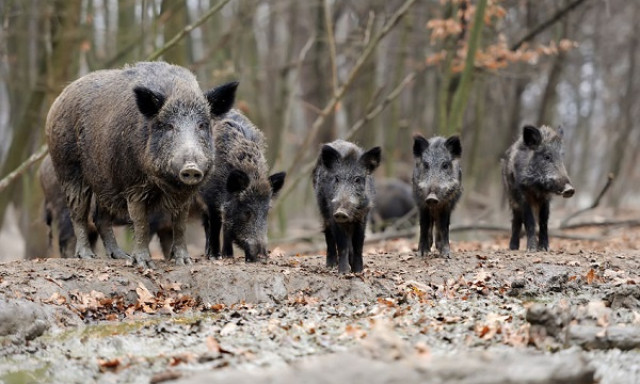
(64, 181, 96, 259)
(351, 221, 366, 273)
(156, 228, 174, 261)
(170, 205, 192, 265)
(522, 202, 538, 252)
(324, 223, 338, 268)
(335, 225, 351, 274)
(222, 226, 234, 258)
(418, 209, 434, 256)
(509, 207, 523, 250)
(435, 209, 451, 258)
(127, 200, 154, 268)
(205, 206, 223, 259)
(538, 200, 550, 251)
(95, 206, 131, 261)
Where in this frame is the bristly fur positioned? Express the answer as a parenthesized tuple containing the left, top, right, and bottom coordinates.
(412, 134, 462, 258)
(312, 139, 381, 274)
(503, 124, 574, 252)
(201, 109, 285, 262)
(45, 62, 235, 267)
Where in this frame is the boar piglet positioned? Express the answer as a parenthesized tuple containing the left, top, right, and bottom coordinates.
(201, 109, 286, 262)
(370, 178, 416, 232)
(503, 125, 575, 251)
(313, 140, 381, 273)
(46, 62, 237, 267)
(412, 135, 462, 258)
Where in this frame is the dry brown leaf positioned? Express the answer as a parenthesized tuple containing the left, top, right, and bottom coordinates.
(98, 358, 122, 373)
(44, 292, 67, 305)
(136, 282, 154, 303)
(586, 269, 596, 284)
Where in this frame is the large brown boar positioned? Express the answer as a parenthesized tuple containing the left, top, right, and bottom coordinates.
(45, 62, 237, 267)
(200, 110, 286, 262)
(503, 125, 575, 252)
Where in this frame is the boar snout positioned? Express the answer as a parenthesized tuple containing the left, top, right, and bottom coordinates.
(179, 162, 204, 185)
(425, 192, 439, 206)
(333, 208, 350, 223)
(561, 183, 575, 198)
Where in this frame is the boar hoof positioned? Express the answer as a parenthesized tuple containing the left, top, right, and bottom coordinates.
(171, 247, 191, 266)
(76, 249, 96, 259)
(133, 253, 154, 269)
(207, 254, 221, 261)
(109, 249, 132, 261)
(174, 256, 192, 266)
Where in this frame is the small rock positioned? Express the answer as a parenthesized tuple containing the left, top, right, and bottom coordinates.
(511, 278, 526, 289)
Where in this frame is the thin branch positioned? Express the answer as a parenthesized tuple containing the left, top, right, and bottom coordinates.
(0, 144, 48, 194)
(285, 0, 417, 178)
(146, 0, 233, 61)
(510, 0, 591, 51)
(274, 68, 419, 209)
(560, 173, 615, 227)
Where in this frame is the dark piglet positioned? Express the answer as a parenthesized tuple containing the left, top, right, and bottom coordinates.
(503, 125, 575, 251)
(46, 62, 236, 267)
(39, 154, 198, 259)
(412, 135, 462, 258)
(370, 178, 416, 232)
(313, 140, 381, 273)
(201, 110, 286, 262)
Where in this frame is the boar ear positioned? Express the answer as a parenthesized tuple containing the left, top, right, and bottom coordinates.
(522, 125, 542, 148)
(413, 134, 429, 157)
(360, 147, 382, 172)
(134, 86, 166, 118)
(445, 135, 462, 159)
(320, 145, 341, 170)
(269, 172, 286, 196)
(226, 169, 250, 194)
(206, 81, 239, 117)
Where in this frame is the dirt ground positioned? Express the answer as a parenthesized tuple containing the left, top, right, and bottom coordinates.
(1, 223, 640, 383)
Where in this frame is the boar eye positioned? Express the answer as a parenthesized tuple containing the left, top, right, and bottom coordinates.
(334, 175, 340, 183)
(198, 122, 209, 131)
(442, 162, 450, 170)
(163, 123, 174, 130)
(423, 162, 430, 170)
(354, 176, 364, 184)
(543, 154, 552, 161)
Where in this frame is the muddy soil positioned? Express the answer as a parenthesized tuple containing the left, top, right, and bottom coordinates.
(1, 228, 639, 383)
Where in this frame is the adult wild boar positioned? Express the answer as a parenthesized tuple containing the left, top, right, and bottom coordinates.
(503, 125, 575, 252)
(200, 110, 286, 262)
(313, 140, 381, 274)
(412, 134, 462, 258)
(46, 62, 237, 267)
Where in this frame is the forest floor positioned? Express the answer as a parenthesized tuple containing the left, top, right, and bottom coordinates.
(1, 223, 640, 383)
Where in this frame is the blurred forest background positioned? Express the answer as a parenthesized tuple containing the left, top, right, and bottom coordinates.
(0, 0, 638, 260)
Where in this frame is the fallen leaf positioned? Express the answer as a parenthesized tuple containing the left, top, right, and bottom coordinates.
(98, 358, 122, 373)
(136, 282, 154, 303)
(44, 292, 66, 305)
